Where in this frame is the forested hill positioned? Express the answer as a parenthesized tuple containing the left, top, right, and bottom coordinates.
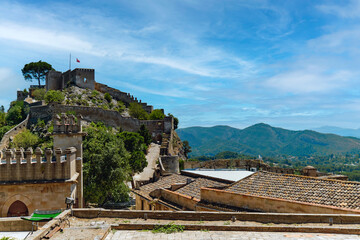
(176, 123, 360, 157)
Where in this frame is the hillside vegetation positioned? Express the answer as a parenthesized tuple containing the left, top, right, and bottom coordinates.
(177, 123, 360, 157)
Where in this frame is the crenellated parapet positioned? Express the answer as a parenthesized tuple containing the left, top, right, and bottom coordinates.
(53, 113, 83, 134)
(0, 147, 78, 182)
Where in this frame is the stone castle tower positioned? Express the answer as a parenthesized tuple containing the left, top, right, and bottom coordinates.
(0, 114, 84, 217)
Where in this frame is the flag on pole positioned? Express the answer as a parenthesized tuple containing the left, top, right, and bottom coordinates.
(76, 58, 80, 63)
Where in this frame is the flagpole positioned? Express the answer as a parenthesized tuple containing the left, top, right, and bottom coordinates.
(69, 53, 71, 71)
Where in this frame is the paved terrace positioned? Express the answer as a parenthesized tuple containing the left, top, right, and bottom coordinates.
(26, 210, 360, 239)
(107, 230, 360, 240)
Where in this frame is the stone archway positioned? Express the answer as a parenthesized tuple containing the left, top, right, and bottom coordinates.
(7, 200, 28, 217)
(1, 194, 33, 217)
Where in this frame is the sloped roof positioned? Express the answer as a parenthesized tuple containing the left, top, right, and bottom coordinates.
(225, 171, 360, 210)
(133, 174, 192, 199)
(175, 178, 228, 200)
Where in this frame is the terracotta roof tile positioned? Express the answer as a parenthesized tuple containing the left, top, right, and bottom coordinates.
(225, 171, 360, 210)
(135, 174, 192, 199)
(175, 178, 228, 200)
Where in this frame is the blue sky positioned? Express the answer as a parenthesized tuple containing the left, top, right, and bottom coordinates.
(1, 0, 360, 130)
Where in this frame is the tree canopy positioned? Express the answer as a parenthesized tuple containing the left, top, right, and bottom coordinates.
(21, 61, 53, 87)
(44, 90, 64, 104)
(129, 102, 148, 120)
(83, 122, 148, 205)
(149, 109, 165, 120)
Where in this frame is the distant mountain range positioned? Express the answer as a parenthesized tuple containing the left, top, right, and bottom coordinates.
(176, 123, 360, 157)
(311, 126, 360, 138)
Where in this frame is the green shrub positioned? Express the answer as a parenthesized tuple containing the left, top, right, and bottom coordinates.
(129, 102, 148, 120)
(36, 119, 46, 128)
(101, 104, 109, 110)
(0, 126, 12, 139)
(152, 223, 185, 234)
(13, 129, 39, 149)
(109, 102, 114, 109)
(91, 90, 100, 97)
(44, 90, 64, 104)
(149, 109, 165, 120)
(104, 93, 112, 103)
(32, 88, 46, 100)
(0, 112, 5, 128)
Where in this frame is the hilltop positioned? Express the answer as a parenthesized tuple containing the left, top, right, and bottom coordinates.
(177, 123, 360, 157)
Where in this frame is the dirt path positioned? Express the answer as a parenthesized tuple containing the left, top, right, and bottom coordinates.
(133, 143, 160, 182)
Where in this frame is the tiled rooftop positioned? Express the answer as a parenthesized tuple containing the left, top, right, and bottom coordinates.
(134, 174, 229, 201)
(225, 171, 360, 210)
(175, 178, 228, 200)
(134, 174, 193, 199)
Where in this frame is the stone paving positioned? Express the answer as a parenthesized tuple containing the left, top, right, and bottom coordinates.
(133, 143, 160, 182)
(108, 230, 360, 240)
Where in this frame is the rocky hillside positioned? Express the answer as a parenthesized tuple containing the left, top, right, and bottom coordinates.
(62, 86, 128, 116)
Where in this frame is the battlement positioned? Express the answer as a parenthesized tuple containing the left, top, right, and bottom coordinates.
(95, 82, 153, 113)
(53, 113, 83, 134)
(73, 68, 94, 72)
(0, 147, 78, 183)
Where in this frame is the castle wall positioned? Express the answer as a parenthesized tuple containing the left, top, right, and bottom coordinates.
(72, 69, 95, 90)
(0, 115, 29, 150)
(46, 70, 63, 91)
(29, 104, 172, 137)
(95, 82, 153, 113)
(160, 156, 179, 174)
(0, 147, 78, 182)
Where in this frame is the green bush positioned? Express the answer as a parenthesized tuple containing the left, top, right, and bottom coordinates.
(149, 109, 165, 120)
(13, 129, 39, 149)
(0, 126, 12, 139)
(6, 106, 23, 126)
(129, 102, 148, 120)
(5, 101, 29, 126)
(32, 88, 46, 100)
(152, 223, 185, 234)
(115, 101, 125, 112)
(104, 93, 112, 103)
(91, 90, 100, 97)
(0, 112, 5, 127)
(36, 119, 46, 128)
(44, 90, 64, 104)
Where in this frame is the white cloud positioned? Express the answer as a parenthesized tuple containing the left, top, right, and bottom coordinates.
(0, 22, 96, 55)
(317, 0, 360, 19)
(265, 67, 352, 94)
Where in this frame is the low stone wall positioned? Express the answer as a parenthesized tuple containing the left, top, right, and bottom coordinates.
(72, 209, 360, 224)
(160, 189, 198, 210)
(0, 115, 29, 149)
(200, 187, 360, 215)
(0, 217, 34, 231)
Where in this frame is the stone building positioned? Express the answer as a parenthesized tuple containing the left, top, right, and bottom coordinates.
(0, 114, 84, 217)
(133, 170, 360, 214)
(45, 68, 153, 113)
(198, 171, 360, 214)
